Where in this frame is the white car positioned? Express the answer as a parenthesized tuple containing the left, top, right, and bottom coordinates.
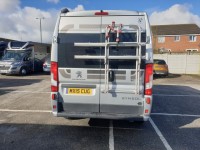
(43, 55, 50, 72)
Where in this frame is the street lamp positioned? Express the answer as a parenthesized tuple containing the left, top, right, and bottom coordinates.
(36, 17, 45, 43)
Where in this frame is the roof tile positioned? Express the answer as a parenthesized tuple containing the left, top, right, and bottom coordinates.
(151, 24, 200, 35)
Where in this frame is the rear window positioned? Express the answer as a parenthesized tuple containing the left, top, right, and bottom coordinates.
(58, 33, 146, 69)
(154, 59, 166, 65)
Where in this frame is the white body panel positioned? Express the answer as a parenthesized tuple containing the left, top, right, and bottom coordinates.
(51, 10, 153, 120)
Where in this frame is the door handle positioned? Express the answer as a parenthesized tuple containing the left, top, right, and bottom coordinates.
(109, 70, 115, 82)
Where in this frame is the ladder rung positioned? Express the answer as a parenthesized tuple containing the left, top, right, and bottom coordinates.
(74, 55, 145, 60)
(108, 56, 145, 60)
(74, 42, 146, 47)
(74, 55, 104, 59)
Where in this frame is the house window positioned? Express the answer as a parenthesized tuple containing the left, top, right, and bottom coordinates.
(158, 36, 165, 43)
(174, 36, 180, 41)
(189, 35, 196, 42)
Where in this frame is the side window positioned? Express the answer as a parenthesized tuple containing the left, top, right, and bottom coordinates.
(24, 50, 33, 61)
(174, 36, 180, 42)
(47, 46, 50, 53)
(189, 35, 196, 42)
(158, 36, 165, 43)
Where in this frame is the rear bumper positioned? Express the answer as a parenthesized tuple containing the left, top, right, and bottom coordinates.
(53, 111, 150, 121)
(43, 67, 50, 72)
(153, 70, 168, 76)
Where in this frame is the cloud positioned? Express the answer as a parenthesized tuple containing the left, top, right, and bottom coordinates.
(0, 0, 20, 13)
(150, 4, 200, 27)
(71, 5, 85, 12)
(47, 0, 59, 4)
(0, 2, 85, 43)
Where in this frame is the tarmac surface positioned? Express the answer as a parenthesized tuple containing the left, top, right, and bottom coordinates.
(0, 73, 200, 150)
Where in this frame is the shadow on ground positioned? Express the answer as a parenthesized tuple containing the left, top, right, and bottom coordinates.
(154, 73, 181, 80)
(0, 78, 42, 88)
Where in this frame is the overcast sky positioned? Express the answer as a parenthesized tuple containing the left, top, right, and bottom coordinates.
(0, 0, 200, 43)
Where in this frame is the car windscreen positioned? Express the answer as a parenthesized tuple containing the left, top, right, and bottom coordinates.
(154, 60, 166, 65)
(2, 50, 31, 61)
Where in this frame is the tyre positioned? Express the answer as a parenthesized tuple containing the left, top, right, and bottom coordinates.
(19, 67, 28, 76)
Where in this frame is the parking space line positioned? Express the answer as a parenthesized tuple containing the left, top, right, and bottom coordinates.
(152, 113, 200, 117)
(0, 109, 51, 113)
(109, 120, 114, 150)
(153, 94, 200, 97)
(4, 91, 50, 94)
(149, 117, 173, 150)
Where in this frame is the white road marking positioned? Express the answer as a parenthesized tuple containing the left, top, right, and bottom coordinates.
(152, 113, 200, 118)
(109, 120, 114, 150)
(4, 91, 50, 94)
(0, 109, 51, 113)
(153, 94, 200, 97)
(149, 117, 172, 150)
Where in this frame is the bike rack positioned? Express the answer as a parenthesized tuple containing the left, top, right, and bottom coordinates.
(74, 22, 146, 94)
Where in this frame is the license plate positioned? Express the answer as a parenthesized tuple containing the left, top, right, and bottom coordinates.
(0, 70, 8, 73)
(155, 67, 165, 70)
(67, 88, 92, 95)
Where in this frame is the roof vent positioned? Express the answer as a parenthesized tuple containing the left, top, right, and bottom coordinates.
(61, 8, 69, 13)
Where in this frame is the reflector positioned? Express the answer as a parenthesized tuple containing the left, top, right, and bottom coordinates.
(146, 97, 151, 104)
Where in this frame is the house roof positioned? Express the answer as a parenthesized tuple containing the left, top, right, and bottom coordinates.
(151, 24, 200, 35)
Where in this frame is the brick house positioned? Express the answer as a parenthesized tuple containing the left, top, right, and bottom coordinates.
(151, 24, 200, 54)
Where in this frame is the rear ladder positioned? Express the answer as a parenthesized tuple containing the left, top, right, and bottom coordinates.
(74, 22, 146, 94)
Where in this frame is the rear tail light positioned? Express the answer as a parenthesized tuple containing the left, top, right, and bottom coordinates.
(43, 63, 47, 68)
(145, 64, 153, 95)
(51, 62, 58, 92)
(53, 105, 57, 109)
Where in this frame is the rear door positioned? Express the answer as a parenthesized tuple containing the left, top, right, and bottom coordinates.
(58, 16, 102, 113)
(100, 15, 146, 114)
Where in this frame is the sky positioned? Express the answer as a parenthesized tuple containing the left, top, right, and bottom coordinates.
(0, 0, 200, 43)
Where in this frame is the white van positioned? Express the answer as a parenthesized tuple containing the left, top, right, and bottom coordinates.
(51, 9, 153, 121)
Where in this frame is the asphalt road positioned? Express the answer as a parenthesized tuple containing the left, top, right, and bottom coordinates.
(0, 73, 200, 150)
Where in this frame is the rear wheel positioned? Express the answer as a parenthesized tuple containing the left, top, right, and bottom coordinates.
(19, 67, 28, 76)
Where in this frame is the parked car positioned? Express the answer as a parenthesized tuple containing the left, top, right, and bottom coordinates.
(0, 41, 47, 75)
(43, 54, 50, 72)
(153, 59, 168, 76)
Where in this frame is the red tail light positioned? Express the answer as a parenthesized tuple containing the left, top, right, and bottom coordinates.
(51, 62, 58, 92)
(95, 11, 109, 16)
(145, 64, 153, 95)
(43, 63, 47, 68)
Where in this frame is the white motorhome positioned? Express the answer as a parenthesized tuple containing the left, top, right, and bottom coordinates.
(0, 41, 50, 75)
(51, 9, 153, 121)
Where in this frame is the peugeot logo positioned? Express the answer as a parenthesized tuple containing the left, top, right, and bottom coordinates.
(76, 71, 82, 78)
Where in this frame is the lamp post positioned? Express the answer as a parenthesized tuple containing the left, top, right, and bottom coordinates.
(36, 17, 45, 43)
